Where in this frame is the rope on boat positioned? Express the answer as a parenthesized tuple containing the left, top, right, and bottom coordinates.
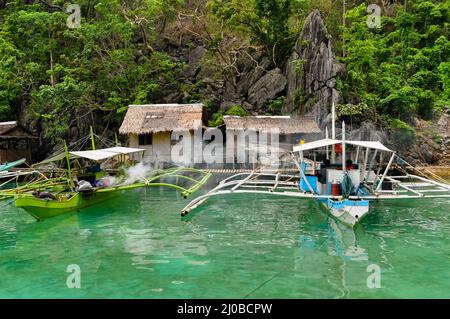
(394, 155, 450, 186)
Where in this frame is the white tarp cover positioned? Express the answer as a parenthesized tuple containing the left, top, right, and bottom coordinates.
(102, 147, 145, 155)
(345, 141, 393, 153)
(293, 139, 341, 152)
(37, 147, 146, 165)
(70, 147, 146, 161)
(70, 150, 119, 161)
(293, 139, 394, 153)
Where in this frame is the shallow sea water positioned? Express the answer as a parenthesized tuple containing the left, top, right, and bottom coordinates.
(1, 183, 450, 298)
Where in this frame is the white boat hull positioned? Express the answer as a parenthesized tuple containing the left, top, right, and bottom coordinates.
(321, 199, 370, 227)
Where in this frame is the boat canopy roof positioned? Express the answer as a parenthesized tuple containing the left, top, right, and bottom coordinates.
(293, 139, 394, 153)
(346, 141, 393, 153)
(70, 147, 145, 161)
(102, 147, 145, 155)
(293, 139, 339, 152)
(70, 150, 122, 161)
(36, 147, 145, 165)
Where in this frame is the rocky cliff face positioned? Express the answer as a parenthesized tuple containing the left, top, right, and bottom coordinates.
(284, 10, 345, 124)
(157, 34, 287, 114)
(248, 68, 287, 108)
(17, 8, 447, 166)
(165, 9, 343, 123)
(402, 110, 450, 165)
(437, 112, 450, 164)
(147, 10, 450, 166)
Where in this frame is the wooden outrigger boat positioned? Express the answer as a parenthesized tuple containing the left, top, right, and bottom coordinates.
(15, 167, 211, 221)
(2, 129, 107, 202)
(14, 143, 211, 221)
(181, 113, 450, 227)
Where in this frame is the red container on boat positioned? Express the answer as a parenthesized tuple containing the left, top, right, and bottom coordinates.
(331, 181, 341, 196)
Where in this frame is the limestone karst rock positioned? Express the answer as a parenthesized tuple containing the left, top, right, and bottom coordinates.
(248, 68, 287, 109)
(284, 10, 344, 124)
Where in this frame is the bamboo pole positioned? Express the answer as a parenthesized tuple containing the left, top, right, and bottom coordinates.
(90, 126, 96, 150)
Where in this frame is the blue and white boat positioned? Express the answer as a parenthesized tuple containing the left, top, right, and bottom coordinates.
(181, 115, 450, 227)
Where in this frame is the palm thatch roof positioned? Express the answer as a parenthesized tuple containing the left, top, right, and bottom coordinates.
(0, 122, 17, 135)
(223, 116, 321, 134)
(0, 121, 37, 139)
(119, 104, 203, 134)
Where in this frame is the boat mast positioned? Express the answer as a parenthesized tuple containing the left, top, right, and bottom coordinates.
(342, 121, 346, 172)
(90, 126, 96, 150)
(355, 146, 360, 163)
(64, 140, 75, 190)
(331, 102, 336, 164)
(365, 150, 379, 182)
(325, 127, 330, 160)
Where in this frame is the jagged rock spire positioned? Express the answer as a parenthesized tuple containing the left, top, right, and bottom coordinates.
(284, 10, 344, 125)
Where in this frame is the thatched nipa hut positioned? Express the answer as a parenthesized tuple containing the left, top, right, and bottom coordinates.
(119, 104, 203, 163)
(0, 121, 38, 164)
(223, 115, 322, 145)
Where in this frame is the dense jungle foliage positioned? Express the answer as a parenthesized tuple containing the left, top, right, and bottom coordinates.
(0, 0, 448, 143)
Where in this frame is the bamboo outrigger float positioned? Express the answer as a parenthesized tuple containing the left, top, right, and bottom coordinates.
(181, 106, 450, 228)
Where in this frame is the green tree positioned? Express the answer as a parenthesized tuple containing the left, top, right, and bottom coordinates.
(0, 0, 185, 142)
(342, 0, 449, 124)
(209, 0, 300, 65)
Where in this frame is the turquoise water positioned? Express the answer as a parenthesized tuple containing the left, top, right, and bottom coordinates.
(1, 184, 450, 298)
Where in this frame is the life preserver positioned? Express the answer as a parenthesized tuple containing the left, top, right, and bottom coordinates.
(335, 143, 342, 154)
